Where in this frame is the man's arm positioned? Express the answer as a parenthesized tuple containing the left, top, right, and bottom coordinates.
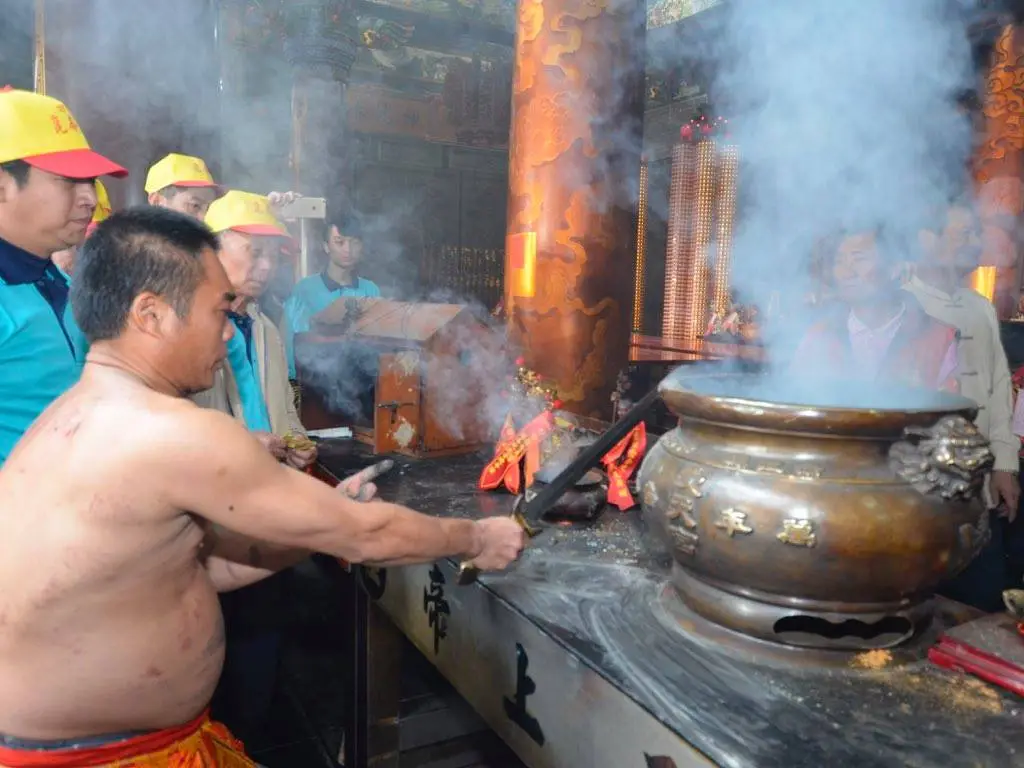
(150, 405, 505, 568)
(261, 314, 307, 437)
(202, 526, 310, 592)
(979, 301, 1020, 517)
(982, 301, 1019, 472)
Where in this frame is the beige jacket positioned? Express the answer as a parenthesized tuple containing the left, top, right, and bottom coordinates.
(903, 276, 1017, 472)
(192, 303, 304, 437)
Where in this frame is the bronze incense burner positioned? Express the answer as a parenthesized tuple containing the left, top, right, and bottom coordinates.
(638, 369, 993, 650)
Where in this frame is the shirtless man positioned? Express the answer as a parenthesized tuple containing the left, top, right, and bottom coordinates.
(0, 206, 524, 766)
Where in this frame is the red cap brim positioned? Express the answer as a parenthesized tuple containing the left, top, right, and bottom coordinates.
(231, 223, 287, 237)
(85, 221, 99, 237)
(24, 148, 128, 180)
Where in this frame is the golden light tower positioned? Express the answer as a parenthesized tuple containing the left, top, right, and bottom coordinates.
(710, 144, 739, 316)
(632, 160, 649, 332)
(661, 118, 740, 343)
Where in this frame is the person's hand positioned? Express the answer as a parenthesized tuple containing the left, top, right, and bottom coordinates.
(254, 431, 287, 461)
(337, 465, 379, 502)
(286, 444, 317, 470)
(991, 470, 1021, 522)
(268, 191, 301, 211)
(465, 517, 526, 571)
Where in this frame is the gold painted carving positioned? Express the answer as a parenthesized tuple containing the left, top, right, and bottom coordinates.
(670, 526, 699, 556)
(665, 470, 706, 555)
(792, 465, 824, 480)
(777, 520, 816, 548)
(660, 430, 694, 455)
(715, 509, 753, 538)
(642, 481, 658, 507)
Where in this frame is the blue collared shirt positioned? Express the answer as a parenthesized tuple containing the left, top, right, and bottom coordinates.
(225, 311, 272, 432)
(0, 236, 88, 463)
(283, 272, 380, 379)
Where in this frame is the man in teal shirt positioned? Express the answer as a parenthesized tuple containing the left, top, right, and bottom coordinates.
(283, 214, 380, 378)
(0, 89, 127, 463)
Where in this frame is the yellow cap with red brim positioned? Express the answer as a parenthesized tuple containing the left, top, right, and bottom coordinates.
(205, 190, 287, 237)
(144, 153, 221, 194)
(0, 87, 127, 180)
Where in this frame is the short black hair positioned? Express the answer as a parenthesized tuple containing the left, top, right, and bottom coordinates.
(828, 223, 909, 266)
(326, 212, 362, 241)
(0, 159, 31, 188)
(72, 206, 220, 343)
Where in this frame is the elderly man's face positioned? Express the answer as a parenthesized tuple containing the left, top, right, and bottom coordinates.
(217, 230, 275, 299)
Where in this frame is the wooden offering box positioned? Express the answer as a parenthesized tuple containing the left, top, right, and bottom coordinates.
(296, 299, 499, 458)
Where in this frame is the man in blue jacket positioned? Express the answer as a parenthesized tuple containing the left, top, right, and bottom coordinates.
(0, 88, 126, 463)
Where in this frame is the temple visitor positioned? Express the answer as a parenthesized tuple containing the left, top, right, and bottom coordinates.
(145, 152, 222, 220)
(792, 226, 959, 391)
(195, 190, 309, 465)
(196, 190, 313, 742)
(905, 202, 1019, 611)
(283, 213, 381, 379)
(0, 88, 126, 464)
(51, 179, 112, 276)
(0, 206, 525, 767)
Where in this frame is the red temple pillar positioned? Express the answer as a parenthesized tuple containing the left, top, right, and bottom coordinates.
(975, 24, 1024, 318)
(504, 0, 646, 418)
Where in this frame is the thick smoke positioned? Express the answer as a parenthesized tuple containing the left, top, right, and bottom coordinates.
(708, 0, 978, 404)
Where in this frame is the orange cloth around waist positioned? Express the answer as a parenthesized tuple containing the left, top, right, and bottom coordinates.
(0, 710, 255, 768)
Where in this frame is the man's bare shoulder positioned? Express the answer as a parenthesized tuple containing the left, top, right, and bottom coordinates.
(120, 393, 260, 466)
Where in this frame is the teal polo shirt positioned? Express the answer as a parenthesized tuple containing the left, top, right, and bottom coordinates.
(283, 272, 380, 379)
(0, 236, 87, 464)
(226, 311, 272, 432)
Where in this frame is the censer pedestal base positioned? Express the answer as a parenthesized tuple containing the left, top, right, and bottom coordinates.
(655, 581, 952, 670)
(671, 566, 935, 653)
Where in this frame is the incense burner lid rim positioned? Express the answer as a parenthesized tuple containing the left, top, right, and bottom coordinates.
(657, 371, 977, 438)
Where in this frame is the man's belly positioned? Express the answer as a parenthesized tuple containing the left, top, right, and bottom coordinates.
(0, 569, 225, 741)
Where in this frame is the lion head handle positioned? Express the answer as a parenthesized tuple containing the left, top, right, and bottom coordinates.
(888, 415, 993, 501)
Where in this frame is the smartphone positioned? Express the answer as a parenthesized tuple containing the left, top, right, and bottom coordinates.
(276, 196, 326, 220)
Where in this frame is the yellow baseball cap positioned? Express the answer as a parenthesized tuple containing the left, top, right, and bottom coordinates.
(0, 87, 127, 179)
(144, 153, 220, 195)
(205, 190, 287, 237)
(85, 181, 112, 238)
(93, 180, 112, 222)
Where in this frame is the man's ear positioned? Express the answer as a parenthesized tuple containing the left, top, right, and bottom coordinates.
(147, 192, 164, 207)
(0, 171, 15, 204)
(127, 291, 171, 337)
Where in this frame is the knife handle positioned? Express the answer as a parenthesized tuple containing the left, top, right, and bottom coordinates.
(456, 504, 539, 586)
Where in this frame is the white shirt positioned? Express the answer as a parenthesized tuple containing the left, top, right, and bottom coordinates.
(903, 275, 1017, 472)
(847, 304, 906, 379)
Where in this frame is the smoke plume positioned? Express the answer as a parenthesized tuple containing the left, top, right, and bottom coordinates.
(708, 0, 978, 404)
